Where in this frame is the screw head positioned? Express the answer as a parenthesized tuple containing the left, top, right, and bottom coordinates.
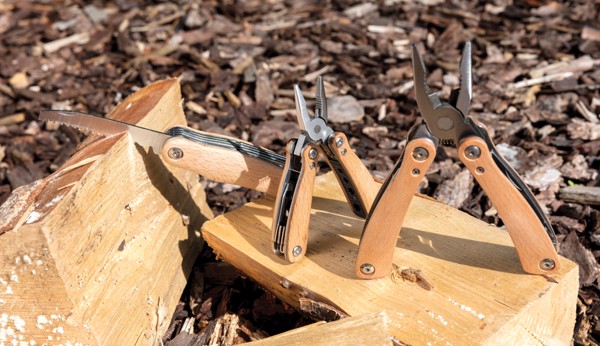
(168, 147, 183, 159)
(341, 148, 347, 155)
(335, 137, 344, 148)
(308, 148, 318, 159)
(412, 147, 429, 161)
(539, 258, 555, 271)
(464, 145, 481, 159)
(360, 263, 375, 275)
(309, 162, 315, 169)
(292, 246, 302, 257)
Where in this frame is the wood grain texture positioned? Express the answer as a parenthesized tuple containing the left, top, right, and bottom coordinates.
(248, 312, 392, 346)
(328, 132, 379, 214)
(355, 138, 436, 279)
(458, 137, 560, 275)
(202, 172, 578, 345)
(0, 79, 213, 345)
(559, 185, 600, 205)
(162, 132, 282, 196)
(283, 143, 318, 262)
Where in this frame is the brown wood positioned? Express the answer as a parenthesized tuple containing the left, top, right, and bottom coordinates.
(0, 79, 213, 345)
(328, 132, 379, 214)
(272, 142, 318, 262)
(458, 136, 560, 275)
(202, 172, 578, 345)
(355, 137, 437, 279)
(559, 185, 600, 205)
(248, 312, 392, 346)
(162, 131, 283, 196)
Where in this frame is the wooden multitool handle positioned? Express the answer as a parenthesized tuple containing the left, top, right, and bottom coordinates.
(161, 126, 284, 196)
(272, 140, 318, 262)
(354, 137, 437, 279)
(324, 132, 380, 218)
(457, 136, 560, 274)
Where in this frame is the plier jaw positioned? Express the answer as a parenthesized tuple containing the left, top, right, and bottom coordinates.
(412, 42, 475, 146)
(293, 76, 333, 149)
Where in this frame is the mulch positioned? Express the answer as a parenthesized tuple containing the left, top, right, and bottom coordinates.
(0, 0, 598, 344)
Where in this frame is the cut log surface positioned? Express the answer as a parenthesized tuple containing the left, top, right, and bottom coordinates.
(0, 79, 213, 345)
(248, 311, 392, 346)
(202, 172, 579, 345)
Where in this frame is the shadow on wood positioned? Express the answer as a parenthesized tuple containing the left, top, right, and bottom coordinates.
(203, 173, 579, 345)
(0, 79, 213, 345)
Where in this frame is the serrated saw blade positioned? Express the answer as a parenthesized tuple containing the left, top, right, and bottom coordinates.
(39, 110, 171, 153)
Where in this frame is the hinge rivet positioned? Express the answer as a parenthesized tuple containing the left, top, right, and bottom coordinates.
(335, 137, 344, 148)
(293, 246, 302, 257)
(539, 258, 555, 271)
(360, 263, 375, 275)
(168, 147, 183, 159)
(308, 148, 318, 159)
(412, 147, 429, 161)
(464, 145, 481, 159)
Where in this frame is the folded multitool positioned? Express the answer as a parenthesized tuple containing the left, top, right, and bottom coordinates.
(272, 76, 378, 262)
(355, 41, 560, 279)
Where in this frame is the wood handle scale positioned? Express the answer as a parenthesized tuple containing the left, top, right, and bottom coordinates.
(161, 126, 285, 196)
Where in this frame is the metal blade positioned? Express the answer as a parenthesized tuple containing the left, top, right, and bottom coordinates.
(39, 110, 171, 153)
(315, 76, 327, 121)
(293, 85, 310, 133)
(455, 41, 472, 116)
(411, 45, 437, 117)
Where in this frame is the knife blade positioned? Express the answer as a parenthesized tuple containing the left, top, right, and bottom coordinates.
(39, 110, 171, 153)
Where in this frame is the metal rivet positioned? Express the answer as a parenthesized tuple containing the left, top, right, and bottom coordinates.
(412, 168, 420, 175)
(341, 148, 347, 155)
(168, 147, 183, 159)
(335, 137, 344, 147)
(360, 263, 375, 275)
(464, 145, 481, 159)
(308, 148, 318, 159)
(412, 147, 429, 161)
(293, 246, 302, 257)
(309, 162, 315, 169)
(476, 167, 484, 174)
(539, 258, 555, 271)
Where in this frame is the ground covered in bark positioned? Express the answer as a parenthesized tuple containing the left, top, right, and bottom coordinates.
(0, 0, 599, 344)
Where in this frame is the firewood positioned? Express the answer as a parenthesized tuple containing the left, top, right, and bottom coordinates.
(248, 312, 392, 346)
(0, 79, 213, 345)
(202, 172, 579, 345)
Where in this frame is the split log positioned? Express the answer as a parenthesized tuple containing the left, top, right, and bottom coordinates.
(202, 172, 579, 345)
(0, 79, 213, 345)
(248, 312, 392, 346)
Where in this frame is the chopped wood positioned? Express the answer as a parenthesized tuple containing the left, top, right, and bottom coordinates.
(42, 32, 91, 54)
(202, 172, 579, 345)
(0, 79, 213, 345)
(248, 312, 392, 346)
(0, 112, 26, 126)
(559, 186, 600, 206)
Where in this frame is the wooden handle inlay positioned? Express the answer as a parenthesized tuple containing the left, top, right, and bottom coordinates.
(162, 133, 283, 196)
(284, 144, 318, 262)
(458, 137, 560, 275)
(354, 138, 436, 279)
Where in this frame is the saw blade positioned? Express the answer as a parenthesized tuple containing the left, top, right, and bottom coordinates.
(39, 110, 171, 153)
